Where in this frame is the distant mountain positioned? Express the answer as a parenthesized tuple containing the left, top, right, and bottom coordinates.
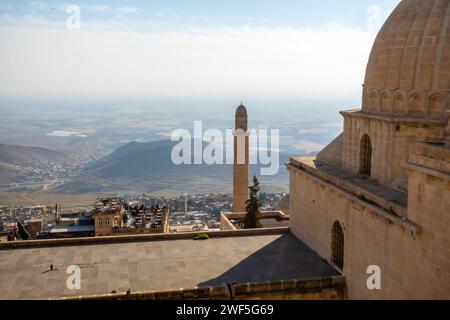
(83, 140, 174, 178)
(55, 139, 292, 195)
(0, 143, 71, 164)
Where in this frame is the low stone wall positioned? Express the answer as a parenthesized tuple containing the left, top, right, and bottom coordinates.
(221, 211, 290, 231)
(0, 227, 289, 250)
(287, 161, 420, 234)
(220, 213, 237, 231)
(58, 276, 346, 300)
(112, 227, 164, 235)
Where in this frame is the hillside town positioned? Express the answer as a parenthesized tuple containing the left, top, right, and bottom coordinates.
(0, 192, 288, 241)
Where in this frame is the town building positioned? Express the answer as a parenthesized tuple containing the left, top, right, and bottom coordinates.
(49, 211, 95, 238)
(128, 204, 169, 234)
(23, 219, 42, 237)
(94, 197, 125, 236)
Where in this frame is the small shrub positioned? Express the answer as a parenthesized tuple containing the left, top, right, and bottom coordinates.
(193, 233, 210, 240)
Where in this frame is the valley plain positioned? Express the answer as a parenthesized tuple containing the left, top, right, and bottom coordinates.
(0, 102, 343, 206)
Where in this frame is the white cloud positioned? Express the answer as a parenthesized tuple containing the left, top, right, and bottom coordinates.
(157, 132, 173, 138)
(117, 7, 139, 14)
(84, 5, 140, 14)
(0, 14, 62, 28)
(27, 1, 47, 11)
(154, 11, 180, 19)
(299, 128, 330, 135)
(0, 18, 376, 101)
(249, 146, 282, 153)
(86, 5, 112, 12)
(294, 140, 325, 153)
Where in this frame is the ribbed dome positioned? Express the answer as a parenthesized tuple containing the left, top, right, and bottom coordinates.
(362, 0, 450, 117)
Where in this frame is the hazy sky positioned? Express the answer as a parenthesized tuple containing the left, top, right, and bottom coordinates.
(0, 0, 400, 106)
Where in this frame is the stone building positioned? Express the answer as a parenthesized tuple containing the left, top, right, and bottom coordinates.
(287, 0, 450, 299)
(94, 198, 124, 237)
(2, 0, 449, 301)
(23, 219, 42, 237)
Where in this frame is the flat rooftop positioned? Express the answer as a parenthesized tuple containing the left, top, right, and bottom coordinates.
(288, 157, 421, 234)
(290, 157, 407, 210)
(0, 233, 339, 300)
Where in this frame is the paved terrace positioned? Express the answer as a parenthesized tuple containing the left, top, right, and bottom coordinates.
(0, 232, 339, 300)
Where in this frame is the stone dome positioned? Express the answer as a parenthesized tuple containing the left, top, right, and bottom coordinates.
(362, 0, 450, 118)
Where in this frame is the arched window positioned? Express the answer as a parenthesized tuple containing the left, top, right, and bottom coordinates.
(331, 221, 345, 270)
(369, 92, 378, 112)
(429, 93, 446, 115)
(380, 92, 391, 113)
(359, 134, 372, 176)
(393, 92, 405, 114)
(409, 93, 424, 115)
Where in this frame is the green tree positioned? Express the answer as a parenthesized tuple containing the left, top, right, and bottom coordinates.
(244, 176, 262, 229)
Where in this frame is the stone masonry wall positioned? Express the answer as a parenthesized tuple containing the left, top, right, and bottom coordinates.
(341, 113, 445, 191)
(289, 163, 450, 299)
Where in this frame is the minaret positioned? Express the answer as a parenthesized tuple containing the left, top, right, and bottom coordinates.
(445, 111, 450, 148)
(233, 103, 249, 212)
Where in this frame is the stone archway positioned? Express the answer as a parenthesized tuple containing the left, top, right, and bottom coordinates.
(359, 134, 372, 176)
(331, 221, 345, 270)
